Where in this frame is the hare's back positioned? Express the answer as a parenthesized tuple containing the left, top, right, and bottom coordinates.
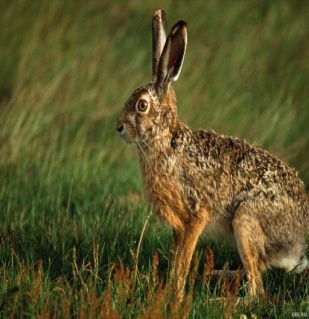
(190, 129, 308, 212)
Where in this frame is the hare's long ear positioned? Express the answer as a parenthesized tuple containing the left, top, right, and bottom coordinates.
(155, 20, 187, 97)
(152, 9, 167, 82)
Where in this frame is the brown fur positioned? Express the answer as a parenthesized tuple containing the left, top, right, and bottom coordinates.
(116, 9, 309, 300)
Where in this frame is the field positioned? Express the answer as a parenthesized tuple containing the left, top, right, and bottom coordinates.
(0, 1, 308, 318)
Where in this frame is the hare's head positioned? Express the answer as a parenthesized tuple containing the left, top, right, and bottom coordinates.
(116, 9, 187, 144)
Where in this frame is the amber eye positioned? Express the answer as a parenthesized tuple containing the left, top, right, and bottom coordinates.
(137, 99, 148, 112)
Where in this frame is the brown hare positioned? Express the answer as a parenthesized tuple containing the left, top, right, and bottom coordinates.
(116, 9, 309, 300)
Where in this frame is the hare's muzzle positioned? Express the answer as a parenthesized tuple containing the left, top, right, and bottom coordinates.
(116, 123, 124, 134)
(116, 115, 136, 143)
(116, 114, 124, 135)
(116, 119, 125, 140)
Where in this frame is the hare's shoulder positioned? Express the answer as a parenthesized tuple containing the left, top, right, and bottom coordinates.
(172, 127, 260, 165)
(172, 127, 305, 198)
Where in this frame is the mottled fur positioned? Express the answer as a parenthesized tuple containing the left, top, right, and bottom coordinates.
(116, 9, 309, 300)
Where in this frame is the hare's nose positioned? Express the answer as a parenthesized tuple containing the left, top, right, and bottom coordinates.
(116, 123, 124, 133)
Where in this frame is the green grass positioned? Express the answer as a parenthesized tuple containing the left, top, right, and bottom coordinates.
(0, 0, 308, 318)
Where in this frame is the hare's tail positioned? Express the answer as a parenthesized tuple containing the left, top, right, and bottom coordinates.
(294, 255, 308, 273)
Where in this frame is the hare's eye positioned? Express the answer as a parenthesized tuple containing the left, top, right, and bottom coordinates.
(137, 99, 148, 112)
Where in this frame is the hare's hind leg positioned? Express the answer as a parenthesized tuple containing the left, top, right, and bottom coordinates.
(232, 204, 266, 299)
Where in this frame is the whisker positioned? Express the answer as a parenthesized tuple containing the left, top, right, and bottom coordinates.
(135, 140, 155, 177)
(140, 138, 169, 162)
(135, 141, 147, 166)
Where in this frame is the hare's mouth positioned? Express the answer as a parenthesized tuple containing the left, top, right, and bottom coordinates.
(119, 131, 135, 144)
(117, 123, 136, 144)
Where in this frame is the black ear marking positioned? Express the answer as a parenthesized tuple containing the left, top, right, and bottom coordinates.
(155, 20, 187, 96)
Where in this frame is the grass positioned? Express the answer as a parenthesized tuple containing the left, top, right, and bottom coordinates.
(0, 0, 308, 318)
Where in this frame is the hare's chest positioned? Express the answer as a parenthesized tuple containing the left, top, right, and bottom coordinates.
(147, 177, 189, 228)
(142, 162, 180, 204)
(140, 160, 189, 225)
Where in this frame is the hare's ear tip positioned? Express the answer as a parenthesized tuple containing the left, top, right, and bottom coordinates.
(154, 8, 164, 14)
(171, 20, 187, 36)
(175, 20, 187, 29)
(153, 8, 166, 18)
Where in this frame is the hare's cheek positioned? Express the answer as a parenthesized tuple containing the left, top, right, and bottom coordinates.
(135, 116, 146, 138)
(136, 124, 146, 140)
(136, 119, 154, 140)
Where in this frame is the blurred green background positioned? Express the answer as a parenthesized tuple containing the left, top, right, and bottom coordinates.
(1, 1, 308, 183)
(0, 0, 308, 316)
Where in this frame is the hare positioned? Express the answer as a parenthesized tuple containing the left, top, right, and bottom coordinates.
(116, 9, 309, 300)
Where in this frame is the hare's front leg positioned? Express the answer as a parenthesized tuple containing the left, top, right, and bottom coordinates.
(170, 219, 206, 301)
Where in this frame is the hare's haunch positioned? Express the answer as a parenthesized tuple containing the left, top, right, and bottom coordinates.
(116, 9, 309, 300)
